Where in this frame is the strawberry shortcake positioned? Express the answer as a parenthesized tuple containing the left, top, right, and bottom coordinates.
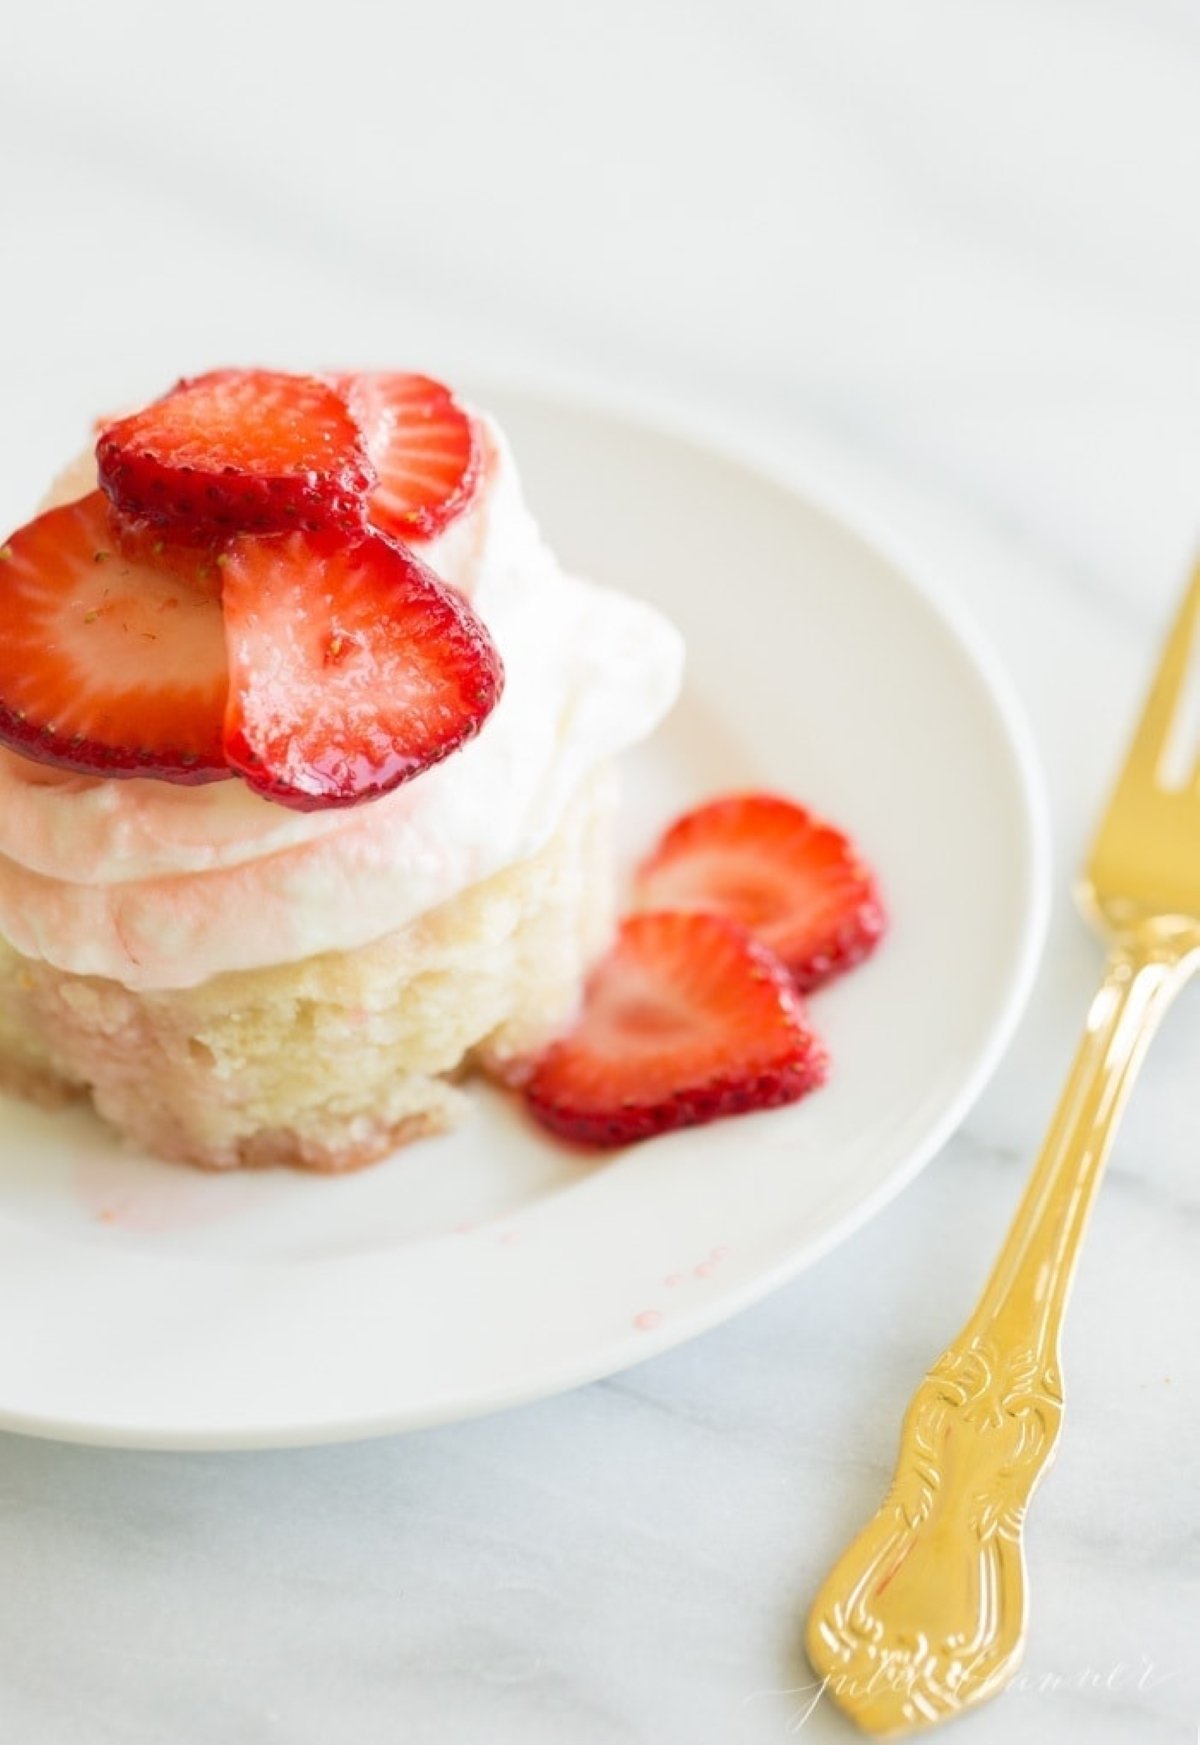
(0, 368, 683, 1170)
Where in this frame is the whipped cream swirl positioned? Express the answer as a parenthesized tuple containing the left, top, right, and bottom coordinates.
(0, 417, 683, 989)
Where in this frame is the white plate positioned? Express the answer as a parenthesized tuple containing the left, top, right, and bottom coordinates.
(0, 392, 1048, 1449)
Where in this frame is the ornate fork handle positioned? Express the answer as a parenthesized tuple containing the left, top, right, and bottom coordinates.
(806, 920, 1200, 1736)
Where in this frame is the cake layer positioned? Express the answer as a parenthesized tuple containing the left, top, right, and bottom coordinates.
(0, 769, 616, 1170)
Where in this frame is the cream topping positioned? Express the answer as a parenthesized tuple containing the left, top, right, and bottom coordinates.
(0, 415, 683, 989)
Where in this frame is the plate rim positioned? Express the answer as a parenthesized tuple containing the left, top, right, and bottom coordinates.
(0, 383, 1052, 1449)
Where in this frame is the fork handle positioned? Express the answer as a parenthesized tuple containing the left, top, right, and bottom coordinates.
(805, 920, 1200, 1737)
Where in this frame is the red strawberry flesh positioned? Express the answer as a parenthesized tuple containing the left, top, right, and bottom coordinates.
(0, 492, 229, 782)
(635, 793, 885, 993)
(336, 372, 480, 541)
(220, 526, 504, 810)
(109, 512, 225, 597)
(96, 369, 375, 536)
(525, 911, 828, 1147)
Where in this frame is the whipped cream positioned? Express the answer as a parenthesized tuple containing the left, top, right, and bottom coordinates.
(0, 416, 684, 990)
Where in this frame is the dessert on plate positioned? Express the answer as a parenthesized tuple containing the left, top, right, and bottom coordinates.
(0, 368, 684, 1170)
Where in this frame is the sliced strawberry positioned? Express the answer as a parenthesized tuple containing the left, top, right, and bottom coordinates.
(0, 492, 228, 782)
(524, 912, 828, 1147)
(336, 372, 480, 541)
(96, 369, 375, 536)
(220, 526, 503, 811)
(109, 512, 225, 598)
(634, 793, 886, 993)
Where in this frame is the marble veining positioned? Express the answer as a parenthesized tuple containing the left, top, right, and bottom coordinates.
(0, 2, 1198, 1740)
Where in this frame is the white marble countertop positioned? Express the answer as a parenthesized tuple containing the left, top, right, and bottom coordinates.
(1, 3, 1198, 1740)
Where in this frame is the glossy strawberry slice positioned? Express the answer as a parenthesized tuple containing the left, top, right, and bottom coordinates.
(96, 369, 375, 536)
(337, 372, 479, 541)
(634, 793, 886, 993)
(109, 511, 225, 596)
(220, 526, 503, 810)
(0, 492, 228, 782)
(525, 912, 828, 1147)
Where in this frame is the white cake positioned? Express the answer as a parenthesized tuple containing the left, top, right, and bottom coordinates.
(0, 398, 683, 1169)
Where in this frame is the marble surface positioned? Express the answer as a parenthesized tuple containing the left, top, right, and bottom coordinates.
(1, 2, 1199, 1739)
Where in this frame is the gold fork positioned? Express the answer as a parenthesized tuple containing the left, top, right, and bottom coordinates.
(805, 563, 1200, 1736)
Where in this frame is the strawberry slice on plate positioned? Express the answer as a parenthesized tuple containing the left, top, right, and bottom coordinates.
(337, 372, 480, 541)
(525, 911, 828, 1147)
(96, 369, 375, 536)
(634, 793, 886, 993)
(220, 526, 504, 810)
(0, 492, 229, 782)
